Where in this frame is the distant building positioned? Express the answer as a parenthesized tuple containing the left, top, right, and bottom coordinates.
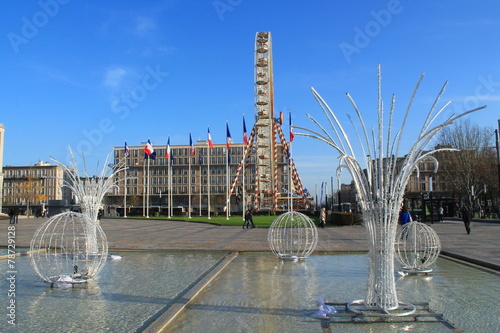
(106, 140, 300, 215)
(2, 161, 73, 214)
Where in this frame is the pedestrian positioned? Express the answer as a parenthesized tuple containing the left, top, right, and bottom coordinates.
(243, 209, 255, 229)
(438, 205, 444, 223)
(319, 208, 326, 228)
(399, 206, 413, 239)
(461, 205, 472, 234)
(398, 206, 412, 226)
(13, 206, 20, 224)
(97, 208, 103, 222)
(8, 207, 15, 224)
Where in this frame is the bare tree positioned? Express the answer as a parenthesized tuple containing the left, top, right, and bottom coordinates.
(435, 119, 497, 206)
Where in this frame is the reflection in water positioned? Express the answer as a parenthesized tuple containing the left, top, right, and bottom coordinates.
(1, 252, 498, 332)
(0, 251, 226, 332)
(168, 253, 500, 333)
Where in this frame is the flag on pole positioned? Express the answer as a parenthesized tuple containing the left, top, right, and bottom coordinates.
(226, 122, 233, 151)
(208, 127, 214, 149)
(243, 115, 248, 145)
(189, 132, 195, 156)
(165, 137, 171, 159)
(144, 139, 156, 159)
(289, 112, 295, 143)
(124, 141, 130, 156)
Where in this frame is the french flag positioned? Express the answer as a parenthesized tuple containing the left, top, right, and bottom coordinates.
(243, 115, 248, 145)
(144, 139, 156, 159)
(165, 137, 171, 159)
(189, 132, 195, 156)
(226, 122, 233, 151)
(289, 112, 295, 143)
(124, 141, 130, 156)
(208, 127, 214, 149)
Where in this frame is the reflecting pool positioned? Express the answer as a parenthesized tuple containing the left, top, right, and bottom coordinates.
(1, 252, 498, 332)
(167, 253, 499, 333)
(1, 251, 226, 332)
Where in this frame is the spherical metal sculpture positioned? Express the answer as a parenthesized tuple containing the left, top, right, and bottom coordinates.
(30, 212, 108, 283)
(395, 221, 441, 273)
(268, 211, 318, 260)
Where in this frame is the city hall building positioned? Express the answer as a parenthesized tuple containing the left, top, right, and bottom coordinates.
(107, 141, 296, 216)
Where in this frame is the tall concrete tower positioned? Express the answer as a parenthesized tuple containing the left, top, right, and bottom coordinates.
(0, 124, 5, 212)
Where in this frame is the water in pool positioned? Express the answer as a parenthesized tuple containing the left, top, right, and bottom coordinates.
(1, 251, 498, 332)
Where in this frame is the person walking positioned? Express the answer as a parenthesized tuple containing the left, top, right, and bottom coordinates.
(438, 205, 444, 223)
(8, 208, 15, 224)
(13, 206, 20, 224)
(461, 205, 472, 234)
(243, 209, 255, 229)
(319, 208, 327, 228)
(399, 206, 413, 239)
(398, 206, 412, 226)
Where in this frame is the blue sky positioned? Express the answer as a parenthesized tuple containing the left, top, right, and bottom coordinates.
(1, 0, 499, 194)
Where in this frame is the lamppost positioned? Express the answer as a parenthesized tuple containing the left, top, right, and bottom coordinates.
(429, 175, 434, 224)
(495, 120, 500, 205)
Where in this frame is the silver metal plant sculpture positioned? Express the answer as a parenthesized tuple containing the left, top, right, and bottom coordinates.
(48, 147, 126, 258)
(51, 146, 127, 223)
(296, 66, 485, 313)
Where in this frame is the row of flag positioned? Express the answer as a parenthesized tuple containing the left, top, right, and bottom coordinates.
(125, 113, 295, 161)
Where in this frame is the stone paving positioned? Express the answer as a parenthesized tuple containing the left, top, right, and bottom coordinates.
(3, 216, 500, 271)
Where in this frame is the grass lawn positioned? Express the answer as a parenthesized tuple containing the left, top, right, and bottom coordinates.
(109, 214, 321, 228)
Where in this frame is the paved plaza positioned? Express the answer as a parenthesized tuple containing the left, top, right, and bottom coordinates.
(3, 216, 500, 271)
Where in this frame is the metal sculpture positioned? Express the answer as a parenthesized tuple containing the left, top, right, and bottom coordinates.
(51, 147, 127, 223)
(30, 211, 108, 283)
(395, 221, 441, 273)
(268, 211, 318, 260)
(296, 65, 485, 314)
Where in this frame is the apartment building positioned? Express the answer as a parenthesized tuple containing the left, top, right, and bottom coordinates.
(2, 161, 73, 214)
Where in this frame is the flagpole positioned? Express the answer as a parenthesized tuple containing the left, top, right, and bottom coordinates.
(124, 141, 128, 218)
(170, 143, 173, 218)
(146, 156, 150, 218)
(289, 143, 292, 212)
(188, 132, 192, 219)
(226, 142, 229, 220)
(242, 152, 246, 220)
(242, 113, 247, 219)
(207, 133, 211, 220)
(124, 167, 127, 217)
(199, 147, 202, 216)
(142, 156, 146, 217)
(167, 150, 172, 218)
(288, 110, 294, 212)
